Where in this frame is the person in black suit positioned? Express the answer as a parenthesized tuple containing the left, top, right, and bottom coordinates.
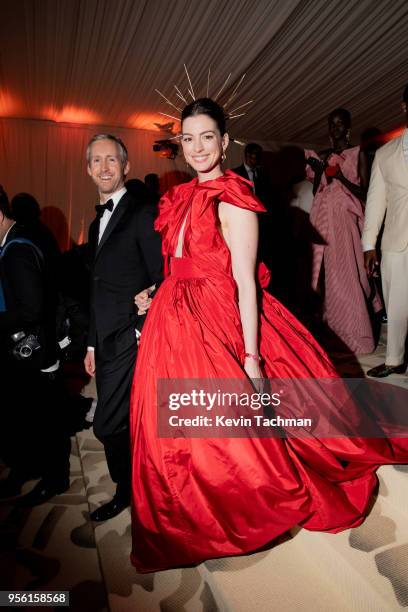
(11, 192, 61, 265)
(233, 143, 266, 199)
(84, 134, 162, 522)
(0, 189, 71, 504)
(233, 143, 274, 271)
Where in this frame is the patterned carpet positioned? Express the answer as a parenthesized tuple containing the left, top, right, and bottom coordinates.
(1, 326, 408, 612)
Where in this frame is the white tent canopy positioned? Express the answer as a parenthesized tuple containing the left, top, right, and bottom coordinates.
(1, 0, 407, 245)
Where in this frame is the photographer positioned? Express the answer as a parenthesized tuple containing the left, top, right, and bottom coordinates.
(0, 188, 71, 504)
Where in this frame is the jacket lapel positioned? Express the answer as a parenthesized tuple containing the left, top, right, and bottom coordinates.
(88, 218, 99, 262)
(95, 192, 131, 258)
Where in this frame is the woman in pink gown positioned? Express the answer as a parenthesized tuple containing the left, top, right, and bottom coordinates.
(130, 98, 407, 574)
(305, 108, 381, 353)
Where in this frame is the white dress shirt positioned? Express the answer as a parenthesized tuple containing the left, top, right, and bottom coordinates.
(98, 187, 127, 243)
(1, 222, 16, 246)
(244, 163, 257, 192)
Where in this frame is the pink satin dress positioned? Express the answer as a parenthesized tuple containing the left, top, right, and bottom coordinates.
(306, 147, 381, 353)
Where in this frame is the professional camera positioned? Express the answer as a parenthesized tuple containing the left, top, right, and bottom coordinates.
(11, 331, 41, 359)
(152, 139, 179, 160)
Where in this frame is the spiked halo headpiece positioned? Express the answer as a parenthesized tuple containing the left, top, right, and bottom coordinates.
(155, 65, 253, 143)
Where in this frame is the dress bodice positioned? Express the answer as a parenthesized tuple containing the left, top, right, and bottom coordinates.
(155, 170, 266, 278)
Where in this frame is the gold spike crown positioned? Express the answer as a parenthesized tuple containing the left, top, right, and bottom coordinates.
(155, 65, 253, 128)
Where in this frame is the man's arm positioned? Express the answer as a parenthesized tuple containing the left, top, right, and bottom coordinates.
(84, 306, 96, 376)
(0, 244, 44, 334)
(137, 205, 163, 290)
(362, 153, 387, 248)
(84, 229, 97, 376)
(362, 152, 387, 275)
(87, 305, 96, 348)
(134, 205, 163, 332)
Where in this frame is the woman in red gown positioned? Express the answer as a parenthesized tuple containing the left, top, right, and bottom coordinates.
(130, 98, 408, 573)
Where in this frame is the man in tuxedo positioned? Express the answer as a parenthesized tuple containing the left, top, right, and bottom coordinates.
(233, 143, 274, 271)
(363, 84, 408, 377)
(84, 134, 162, 521)
(0, 189, 71, 504)
(233, 143, 267, 200)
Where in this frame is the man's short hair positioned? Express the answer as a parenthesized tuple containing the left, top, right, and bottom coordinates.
(11, 193, 40, 224)
(0, 186, 12, 219)
(86, 134, 128, 165)
(244, 143, 263, 157)
(403, 84, 408, 104)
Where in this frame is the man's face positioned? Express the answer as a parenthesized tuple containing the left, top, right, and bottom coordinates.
(87, 139, 130, 201)
(245, 150, 261, 169)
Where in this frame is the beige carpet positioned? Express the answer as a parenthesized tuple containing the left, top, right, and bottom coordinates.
(0, 434, 107, 611)
(1, 325, 408, 612)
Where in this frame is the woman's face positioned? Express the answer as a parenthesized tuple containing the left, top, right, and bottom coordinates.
(328, 113, 349, 142)
(181, 114, 228, 180)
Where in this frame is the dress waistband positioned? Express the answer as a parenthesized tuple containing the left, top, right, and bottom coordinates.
(170, 257, 204, 278)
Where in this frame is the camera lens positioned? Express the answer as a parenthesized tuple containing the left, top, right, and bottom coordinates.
(20, 346, 32, 358)
(12, 331, 26, 342)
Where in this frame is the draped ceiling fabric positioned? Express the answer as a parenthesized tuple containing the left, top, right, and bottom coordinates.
(1, 0, 408, 247)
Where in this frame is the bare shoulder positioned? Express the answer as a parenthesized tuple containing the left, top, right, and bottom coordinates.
(218, 202, 258, 236)
(219, 200, 257, 217)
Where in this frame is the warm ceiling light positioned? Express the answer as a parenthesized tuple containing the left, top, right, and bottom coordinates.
(0, 90, 20, 116)
(44, 105, 101, 125)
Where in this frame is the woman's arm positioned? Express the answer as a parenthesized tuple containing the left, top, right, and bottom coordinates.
(218, 201, 262, 379)
(331, 150, 368, 201)
(305, 149, 329, 195)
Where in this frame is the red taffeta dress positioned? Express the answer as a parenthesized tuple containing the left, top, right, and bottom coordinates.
(130, 170, 408, 573)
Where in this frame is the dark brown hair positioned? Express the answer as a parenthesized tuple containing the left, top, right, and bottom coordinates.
(181, 98, 227, 135)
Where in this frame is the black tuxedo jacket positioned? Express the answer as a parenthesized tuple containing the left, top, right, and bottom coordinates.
(232, 164, 270, 206)
(0, 224, 57, 368)
(88, 191, 163, 360)
(232, 164, 251, 182)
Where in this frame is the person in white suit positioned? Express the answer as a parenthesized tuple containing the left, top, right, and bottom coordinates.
(363, 84, 408, 377)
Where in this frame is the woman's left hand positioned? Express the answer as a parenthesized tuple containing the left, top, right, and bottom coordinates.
(244, 357, 264, 391)
(134, 284, 156, 314)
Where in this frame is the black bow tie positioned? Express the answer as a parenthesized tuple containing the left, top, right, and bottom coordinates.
(95, 199, 114, 217)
